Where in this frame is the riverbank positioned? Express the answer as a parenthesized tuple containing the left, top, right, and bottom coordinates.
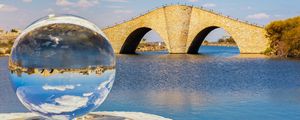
(0, 54, 9, 57)
(136, 42, 237, 52)
(0, 32, 19, 56)
(0, 112, 172, 120)
(203, 42, 237, 47)
(136, 42, 167, 52)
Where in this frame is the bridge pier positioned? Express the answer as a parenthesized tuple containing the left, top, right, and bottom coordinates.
(163, 5, 192, 54)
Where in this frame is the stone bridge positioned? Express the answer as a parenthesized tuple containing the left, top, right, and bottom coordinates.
(103, 5, 269, 54)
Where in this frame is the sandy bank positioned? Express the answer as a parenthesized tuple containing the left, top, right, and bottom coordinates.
(0, 111, 172, 120)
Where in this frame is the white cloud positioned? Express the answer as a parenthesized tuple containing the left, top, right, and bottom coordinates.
(247, 13, 270, 19)
(42, 84, 76, 91)
(83, 92, 93, 97)
(107, 5, 124, 8)
(0, 4, 18, 12)
(56, 0, 99, 8)
(39, 95, 89, 114)
(56, 0, 74, 6)
(77, 0, 99, 8)
(22, 0, 32, 3)
(187, 0, 198, 2)
(103, 0, 128, 2)
(203, 3, 216, 8)
(61, 7, 78, 14)
(274, 14, 282, 18)
(113, 10, 132, 14)
(56, 95, 87, 107)
(45, 8, 54, 13)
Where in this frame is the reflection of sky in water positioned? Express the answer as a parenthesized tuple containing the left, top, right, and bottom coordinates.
(9, 70, 115, 120)
(199, 46, 240, 57)
(3, 45, 300, 120)
(136, 46, 240, 57)
(97, 53, 300, 120)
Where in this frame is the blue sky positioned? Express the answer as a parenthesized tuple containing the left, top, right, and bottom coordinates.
(0, 0, 299, 41)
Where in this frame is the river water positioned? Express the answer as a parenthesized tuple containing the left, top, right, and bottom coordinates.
(1, 46, 300, 120)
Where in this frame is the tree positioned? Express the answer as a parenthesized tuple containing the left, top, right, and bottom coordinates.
(203, 40, 209, 45)
(217, 36, 236, 44)
(140, 38, 147, 43)
(218, 38, 225, 43)
(225, 37, 235, 44)
(265, 16, 300, 57)
(10, 29, 20, 33)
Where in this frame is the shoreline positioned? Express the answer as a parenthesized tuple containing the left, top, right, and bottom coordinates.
(136, 43, 238, 52)
(202, 43, 237, 47)
(0, 54, 9, 57)
(0, 112, 172, 120)
(0, 41, 237, 56)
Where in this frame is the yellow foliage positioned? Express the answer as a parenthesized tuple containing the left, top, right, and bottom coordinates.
(265, 16, 300, 57)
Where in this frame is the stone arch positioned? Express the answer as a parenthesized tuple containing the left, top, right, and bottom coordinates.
(120, 27, 167, 54)
(104, 5, 269, 54)
(187, 26, 240, 54)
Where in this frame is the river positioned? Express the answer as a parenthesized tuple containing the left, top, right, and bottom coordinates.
(1, 46, 300, 120)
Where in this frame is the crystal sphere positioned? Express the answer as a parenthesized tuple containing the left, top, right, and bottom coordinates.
(8, 15, 115, 120)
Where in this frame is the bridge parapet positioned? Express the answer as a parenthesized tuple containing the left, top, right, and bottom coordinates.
(104, 4, 262, 29)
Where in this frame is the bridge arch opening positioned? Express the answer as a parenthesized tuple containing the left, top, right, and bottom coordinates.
(188, 26, 240, 56)
(120, 27, 167, 54)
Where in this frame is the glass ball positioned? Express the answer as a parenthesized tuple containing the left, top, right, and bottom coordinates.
(8, 15, 115, 120)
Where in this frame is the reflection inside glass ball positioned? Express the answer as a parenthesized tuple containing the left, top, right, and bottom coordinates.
(8, 16, 115, 120)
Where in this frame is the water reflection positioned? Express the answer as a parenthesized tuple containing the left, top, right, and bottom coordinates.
(9, 67, 115, 120)
(234, 54, 269, 59)
(97, 53, 300, 120)
(2, 45, 300, 120)
(199, 46, 240, 57)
